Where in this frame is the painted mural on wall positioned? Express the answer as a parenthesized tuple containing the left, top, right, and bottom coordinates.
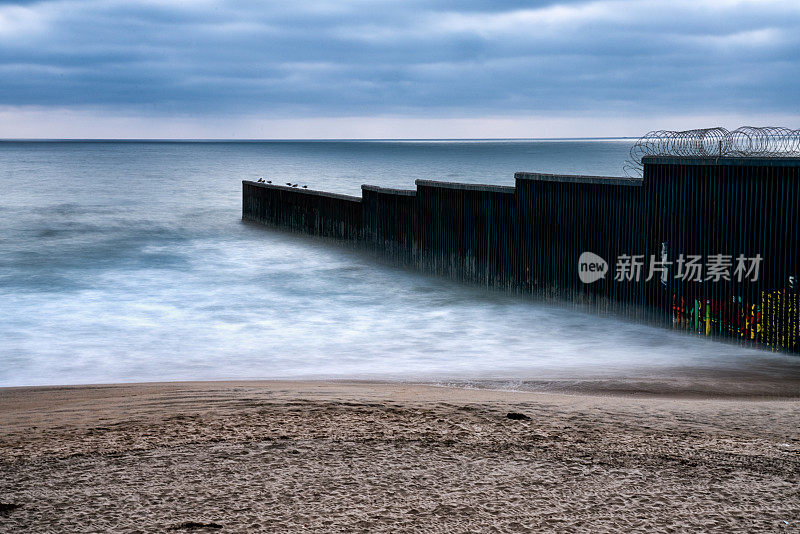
(671, 290, 800, 351)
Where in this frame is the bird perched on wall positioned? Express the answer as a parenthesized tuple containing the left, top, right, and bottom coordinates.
(292, 184, 298, 188)
(286, 182, 292, 186)
(302, 185, 307, 188)
(267, 180, 272, 184)
(256, 178, 264, 182)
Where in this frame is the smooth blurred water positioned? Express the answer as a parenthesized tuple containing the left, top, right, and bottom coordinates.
(1, 140, 797, 388)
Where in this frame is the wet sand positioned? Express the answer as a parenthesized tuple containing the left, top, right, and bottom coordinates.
(0, 380, 798, 532)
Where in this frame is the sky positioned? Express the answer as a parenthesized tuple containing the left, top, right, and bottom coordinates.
(0, 0, 798, 139)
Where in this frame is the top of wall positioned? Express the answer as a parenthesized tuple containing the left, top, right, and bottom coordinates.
(362, 184, 416, 196)
(515, 172, 641, 186)
(415, 179, 515, 194)
(642, 156, 800, 167)
(243, 180, 362, 202)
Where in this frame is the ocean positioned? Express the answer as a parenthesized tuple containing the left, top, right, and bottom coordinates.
(1, 140, 796, 388)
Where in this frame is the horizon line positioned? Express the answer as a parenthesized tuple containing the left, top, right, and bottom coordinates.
(0, 136, 637, 142)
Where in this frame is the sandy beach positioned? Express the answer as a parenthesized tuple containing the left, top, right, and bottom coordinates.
(0, 380, 798, 533)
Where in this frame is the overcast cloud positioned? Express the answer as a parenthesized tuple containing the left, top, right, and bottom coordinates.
(0, 0, 798, 137)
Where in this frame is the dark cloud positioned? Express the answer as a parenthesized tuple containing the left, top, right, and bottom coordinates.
(0, 0, 798, 117)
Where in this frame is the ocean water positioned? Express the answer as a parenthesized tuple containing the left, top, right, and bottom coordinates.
(1, 140, 797, 389)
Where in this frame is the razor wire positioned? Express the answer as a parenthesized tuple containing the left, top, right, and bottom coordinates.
(624, 126, 800, 177)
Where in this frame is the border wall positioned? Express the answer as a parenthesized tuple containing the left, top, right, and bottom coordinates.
(242, 181, 361, 241)
(515, 173, 645, 314)
(242, 157, 800, 353)
(643, 157, 800, 351)
(361, 185, 417, 266)
(416, 180, 516, 288)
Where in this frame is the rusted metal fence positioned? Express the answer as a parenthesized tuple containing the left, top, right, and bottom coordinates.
(242, 156, 800, 353)
(642, 157, 799, 351)
(415, 180, 516, 288)
(242, 181, 361, 241)
(361, 185, 417, 266)
(514, 173, 646, 314)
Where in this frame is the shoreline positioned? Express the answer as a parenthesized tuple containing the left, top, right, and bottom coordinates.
(3, 368, 799, 399)
(1, 380, 798, 532)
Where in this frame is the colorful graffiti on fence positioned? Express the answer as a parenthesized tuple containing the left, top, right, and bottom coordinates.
(761, 290, 800, 350)
(672, 290, 799, 351)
